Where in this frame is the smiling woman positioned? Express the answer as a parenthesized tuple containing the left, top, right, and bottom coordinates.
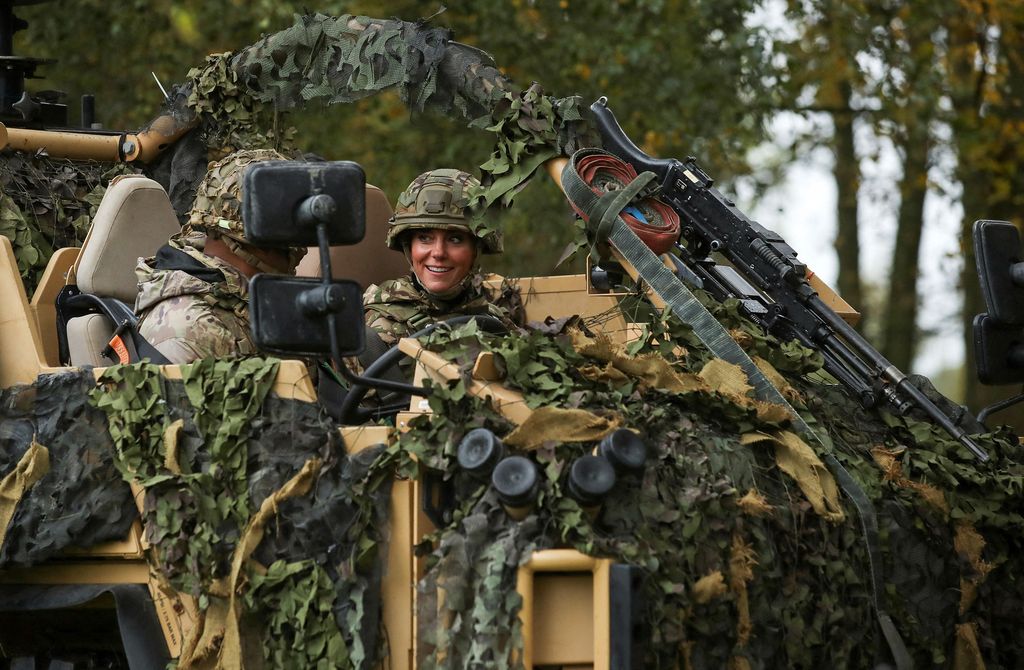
(409, 228, 477, 294)
(361, 168, 518, 353)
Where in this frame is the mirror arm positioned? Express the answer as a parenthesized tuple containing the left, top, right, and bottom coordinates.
(977, 386, 1024, 425)
(313, 220, 430, 397)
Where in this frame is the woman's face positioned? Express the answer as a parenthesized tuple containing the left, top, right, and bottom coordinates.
(409, 228, 477, 294)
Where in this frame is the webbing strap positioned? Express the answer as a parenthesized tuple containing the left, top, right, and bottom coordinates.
(561, 150, 912, 670)
(585, 171, 657, 263)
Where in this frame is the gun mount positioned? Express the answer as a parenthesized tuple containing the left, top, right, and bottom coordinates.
(0, 0, 67, 127)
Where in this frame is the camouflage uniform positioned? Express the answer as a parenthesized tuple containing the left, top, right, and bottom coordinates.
(134, 149, 303, 364)
(135, 230, 254, 363)
(363, 271, 514, 347)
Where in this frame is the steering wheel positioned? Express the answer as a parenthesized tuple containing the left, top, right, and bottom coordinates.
(339, 314, 509, 425)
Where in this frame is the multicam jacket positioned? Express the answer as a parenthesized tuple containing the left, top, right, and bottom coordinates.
(362, 271, 516, 346)
(135, 231, 254, 364)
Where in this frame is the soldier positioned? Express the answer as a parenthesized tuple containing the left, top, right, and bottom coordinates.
(134, 149, 306, 363)
(362, 168, 519, 347)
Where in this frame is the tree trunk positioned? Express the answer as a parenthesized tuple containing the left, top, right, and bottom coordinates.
(832, 80, 864, 320)
(949, 4, 1024, 429)
(880, 127, 930, 371)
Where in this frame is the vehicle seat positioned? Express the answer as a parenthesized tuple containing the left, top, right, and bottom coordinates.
(62, 175, 180, 366)
(295, 183, 408, 287)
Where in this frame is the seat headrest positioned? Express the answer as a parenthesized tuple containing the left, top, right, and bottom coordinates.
(296, 183, 409, 286)
(74, 175, 180, 303)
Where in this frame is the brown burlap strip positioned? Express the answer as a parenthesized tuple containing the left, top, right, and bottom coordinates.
(504, 406, 620, 450)
(0, 439, 50, 549)
(740, 431, 845, 524)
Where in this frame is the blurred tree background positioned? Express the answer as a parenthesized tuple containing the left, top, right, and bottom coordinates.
(12, 0, 1024, 422)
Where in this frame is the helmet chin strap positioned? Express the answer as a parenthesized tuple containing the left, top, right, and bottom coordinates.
(215, 231, 300, 275)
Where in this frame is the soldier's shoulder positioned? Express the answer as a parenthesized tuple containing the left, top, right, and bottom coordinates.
(364, 275, 419, 306)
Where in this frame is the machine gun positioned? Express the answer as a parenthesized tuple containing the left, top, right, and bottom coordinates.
(0, 0, 192, 162)
(589, 96, 990, 462)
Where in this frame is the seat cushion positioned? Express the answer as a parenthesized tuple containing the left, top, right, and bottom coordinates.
(296, 183, 408, 285)
(66, 313, 118, 367)
(74, 175, 180, 304)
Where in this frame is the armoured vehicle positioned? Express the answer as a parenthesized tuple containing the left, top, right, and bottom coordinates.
(1, 4, 1023, 669)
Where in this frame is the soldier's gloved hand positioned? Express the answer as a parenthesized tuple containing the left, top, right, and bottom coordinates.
(907, 374, 987, 435)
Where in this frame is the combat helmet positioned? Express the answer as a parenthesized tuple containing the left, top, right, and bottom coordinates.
(188, 149, 307, 273)
(385, 168, 502, 254)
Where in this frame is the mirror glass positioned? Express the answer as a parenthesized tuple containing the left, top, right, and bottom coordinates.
(250, 275, 365, 357)
(973, 314, 1024, 385)
(242, 161, 367, 247)
(974, 219, 1024, 324)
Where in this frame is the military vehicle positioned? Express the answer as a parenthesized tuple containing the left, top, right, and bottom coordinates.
(1, 4, 1023, 669)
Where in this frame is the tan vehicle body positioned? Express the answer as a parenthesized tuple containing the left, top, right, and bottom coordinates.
(0, 238, 638, 667)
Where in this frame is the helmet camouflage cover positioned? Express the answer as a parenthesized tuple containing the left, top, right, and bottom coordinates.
(187, 148, 306, 273)
(386, 168, 502, 254)
(188, 148, 286, 245)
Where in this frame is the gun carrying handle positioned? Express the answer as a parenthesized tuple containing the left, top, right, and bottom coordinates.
(589, 97, 674, 178)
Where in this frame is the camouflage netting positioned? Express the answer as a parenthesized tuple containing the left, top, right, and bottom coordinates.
(86, 358, 396, 669)
(1, 296, 1022, 669)
(0, 370, 135, 566)
(0, 360, 394, 668)
(0, 154, 134, 293)
(393, 300, 1024, 669)
(146, 12, 597, 227)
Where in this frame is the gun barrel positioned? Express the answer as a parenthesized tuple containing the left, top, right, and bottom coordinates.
(5, 126, 127, 161)
(893, 373, 990, 461)
(810, 271, 990, 461)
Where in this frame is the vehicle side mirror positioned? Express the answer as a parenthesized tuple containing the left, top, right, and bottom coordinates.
(242, 160, 366, 247)
(974, 219, 1024, 323)
(243, 160, 367, 359)
(249, 275, 364, 357)
(973, 314, 1024, 385)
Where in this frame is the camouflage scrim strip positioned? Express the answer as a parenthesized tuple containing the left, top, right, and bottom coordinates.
(177, 13, 597, 241)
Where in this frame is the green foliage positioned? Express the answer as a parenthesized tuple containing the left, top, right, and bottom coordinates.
(399, 302, 1024, 667)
